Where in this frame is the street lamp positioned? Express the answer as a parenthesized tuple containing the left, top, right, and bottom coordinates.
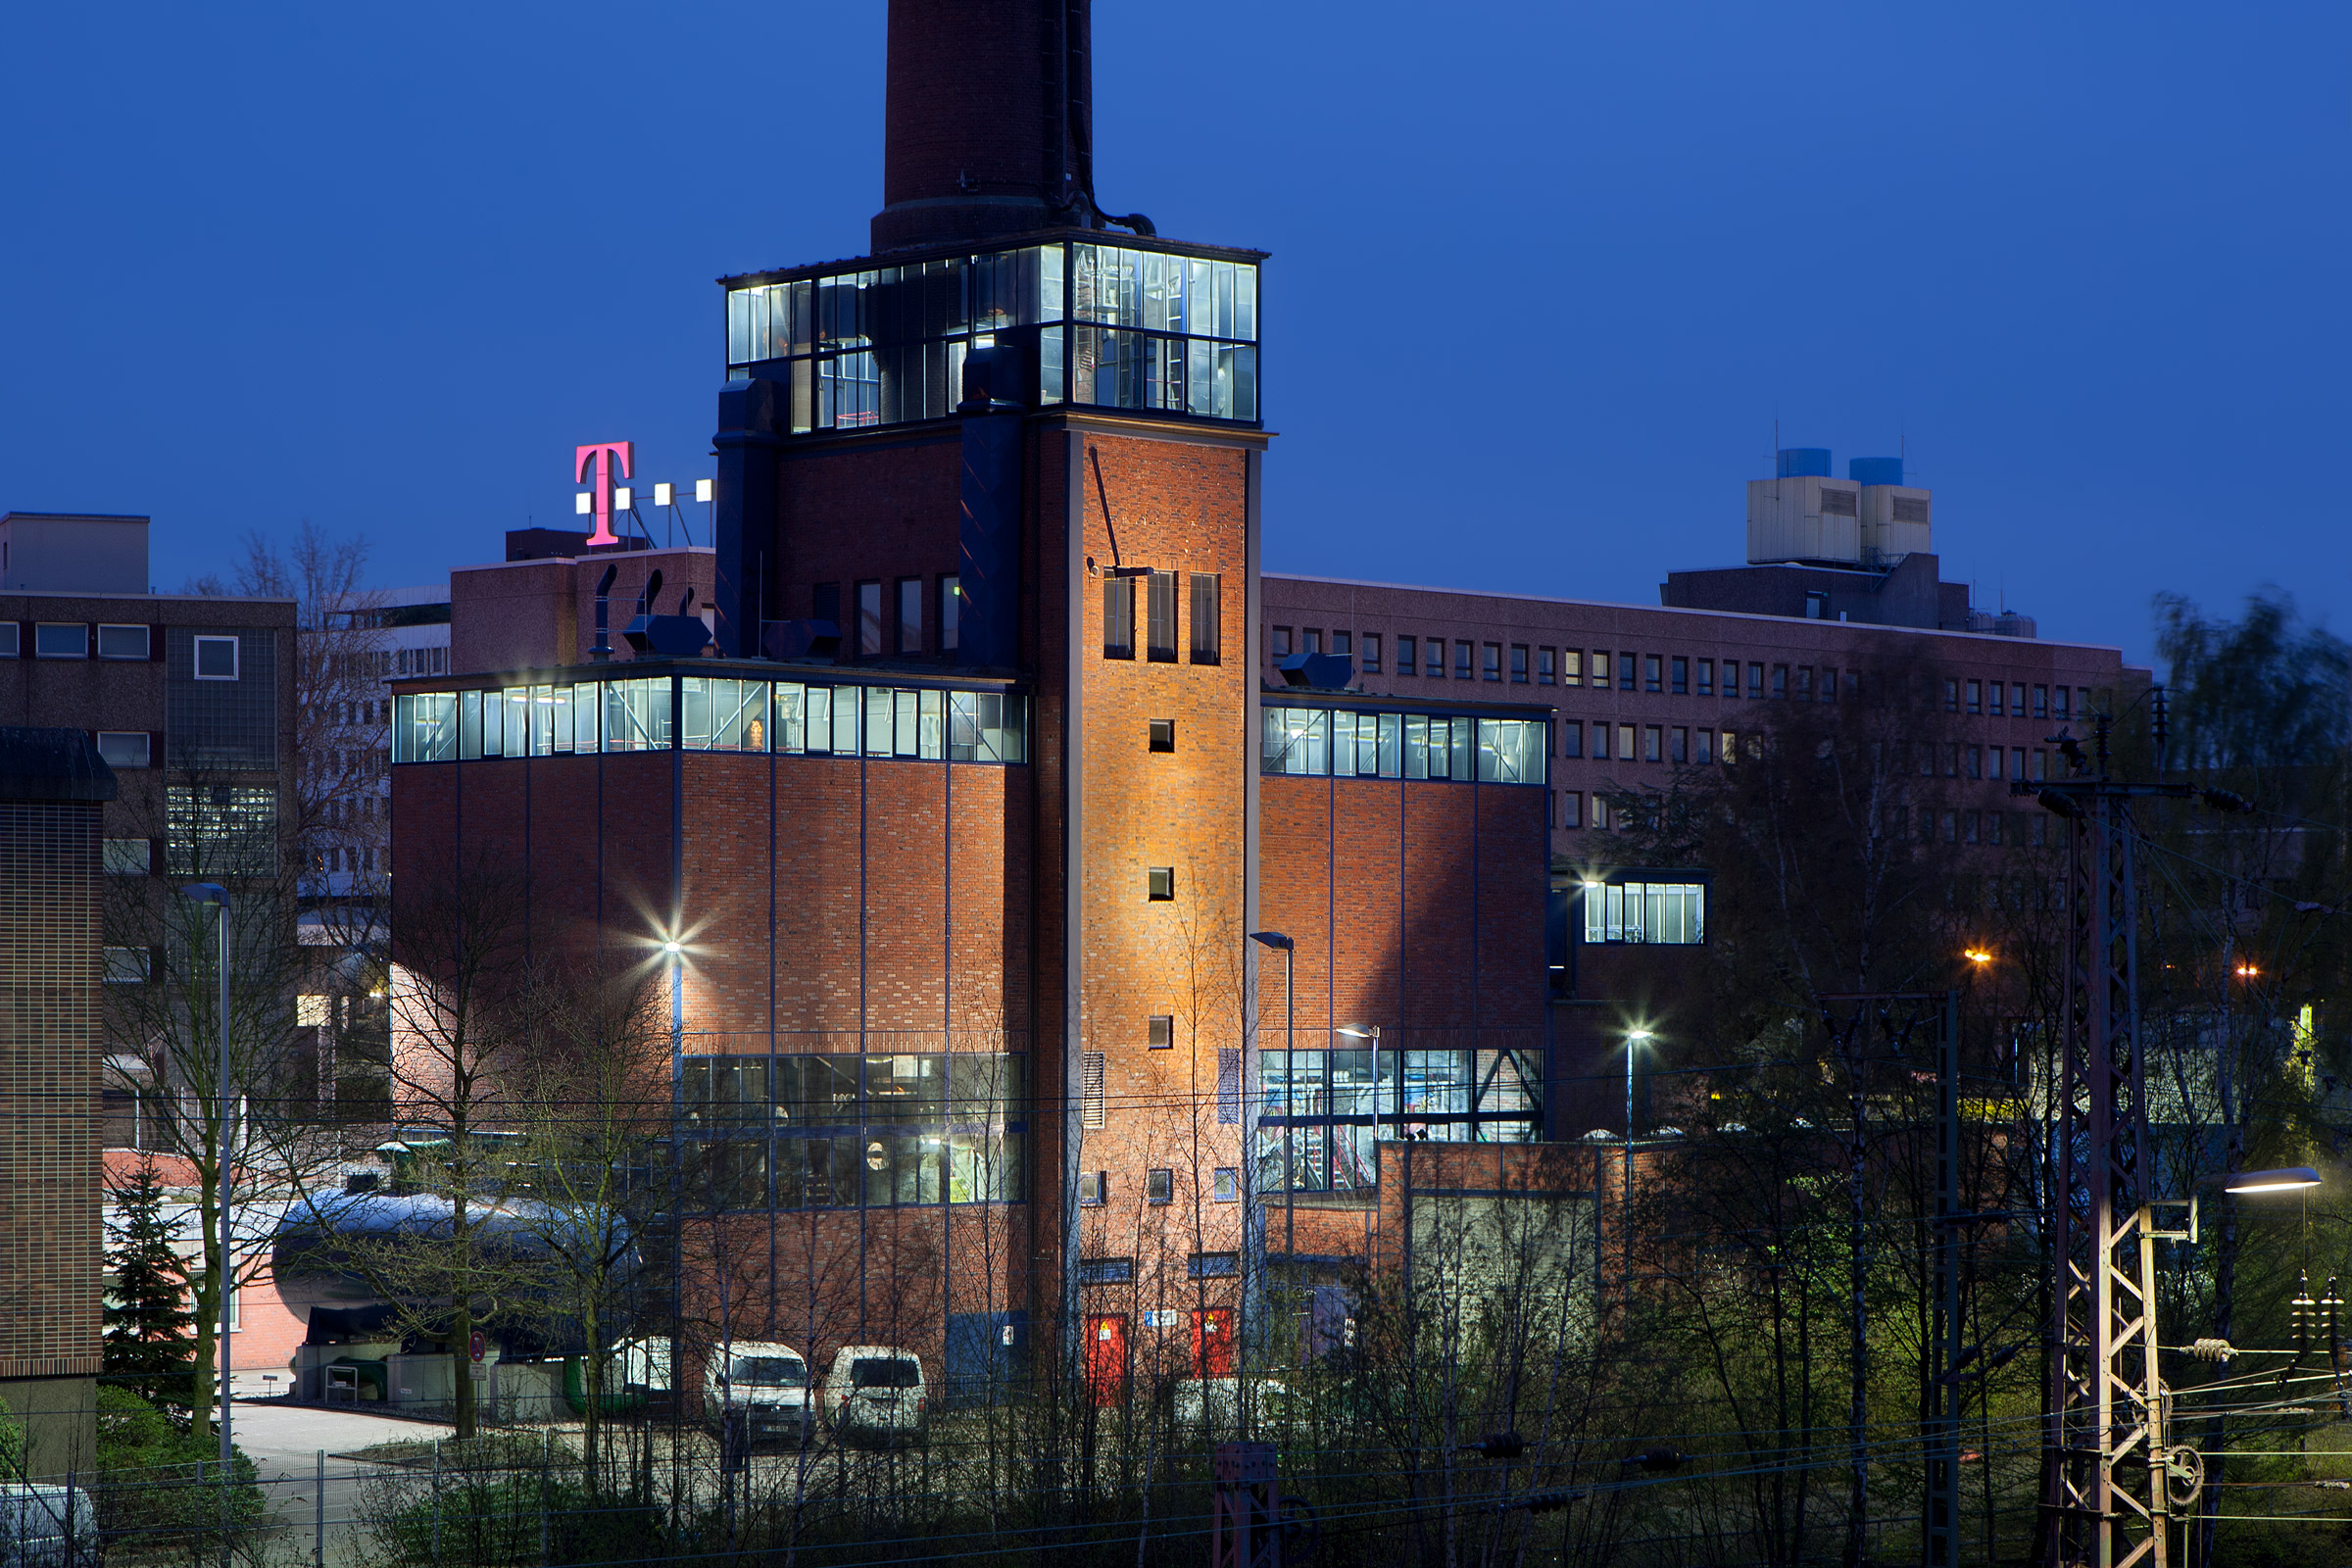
(1335, 1024, 1388, 1143)
(1623, 1028, 1656, 1284)
(2217, 1166, 2321, 1195)
(1964, 949, 1992, 967)
(179, 881, 232, 1568)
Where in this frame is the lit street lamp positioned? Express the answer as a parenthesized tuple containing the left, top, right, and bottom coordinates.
(1623, 1028, 1656, 1283)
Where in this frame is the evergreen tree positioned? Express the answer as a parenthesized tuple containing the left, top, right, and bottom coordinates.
(104, 1157, 195, 1411)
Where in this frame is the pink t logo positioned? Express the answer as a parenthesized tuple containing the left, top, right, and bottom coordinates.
(575, 441, 635, 548)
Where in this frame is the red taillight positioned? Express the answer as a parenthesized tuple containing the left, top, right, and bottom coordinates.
(916, 1396, 927, 1417)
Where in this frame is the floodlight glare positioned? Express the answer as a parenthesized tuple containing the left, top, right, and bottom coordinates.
(696, 478, 713, 503)
(613, 486, 632, 511)
(662, 940, 683, 956)
(653, 482, 673, 507)
(2219, 1166, 2322, 1195)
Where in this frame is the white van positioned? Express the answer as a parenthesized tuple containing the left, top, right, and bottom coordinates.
(820, 1346, 927, 1448)
(706, 1341, 813, 1447)
(0, 1483, 100, 1568)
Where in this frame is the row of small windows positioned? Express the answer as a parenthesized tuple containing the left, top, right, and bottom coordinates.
(1, 624, 240, 676)
(393, 678, 1028, 765)
(823, 576, 961, 659)
(1559, 791, 2051, 849)
(1260, 708, 1548, 785)
(1102, 571, 1221, 663)
(1554, 718, 2074, 784)
(1268, 629, 2096, 720)
(1580, 881, 1706, 945)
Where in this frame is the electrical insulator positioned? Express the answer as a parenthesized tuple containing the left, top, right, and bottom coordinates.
(2293, 1271, 2318, 1367)
(1465, 1432, 1526, 1461)
(2189, 1338, 2236, 1362)
(1520, 1488, 1582, 1515)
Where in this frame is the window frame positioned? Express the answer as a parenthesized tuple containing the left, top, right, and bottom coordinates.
(192, 633, 238, 678)
(97, 623, 151, 661)
(1147, 569, 1179, 662)
(1146, 866, 1175, 902)
(896, 576, 923, 655)
(1149, 717, 1175, 753)
(96, 731, 151, 769)
(1188, 572, 1221, 664)
(938, 575, 961, 653)
(36, 622, 89, 661)
(1104, 577, 1136, 659)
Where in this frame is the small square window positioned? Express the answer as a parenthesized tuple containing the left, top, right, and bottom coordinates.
(105, 946, 150, 984)
(104, 838, 151, 876)
(193, 635, 238, 680)
(97, 731, 150, 769)
(1360, 633, 1381, 672)
(1212, 1167, 1239, 1202)
(35, 623, 87, 660)
(1148, 1015, 1173, 1049)
(1189, 1251, 1240, 1279)
(97, 624, 150, 660)
(1147, 1169, 1174, 1204)
(1149, 718, 1175, 753)
(1079, 1172, 1106, 1207)
(1147, 866, 1174, 902)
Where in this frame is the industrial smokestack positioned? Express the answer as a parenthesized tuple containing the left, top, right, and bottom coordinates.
(872, 0, 1105, 254)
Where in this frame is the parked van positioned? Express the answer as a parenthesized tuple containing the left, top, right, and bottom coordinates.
(706, 1341, 813, 1447)
(820, 1346, 927, 1448)
(0, 1483, 100, 1568)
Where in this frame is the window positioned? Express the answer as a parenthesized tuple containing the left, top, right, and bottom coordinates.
(97, 624, 150, 660)
(2012, 747, 2027, 780)
(1670, 727, 1688, 764)
(1078, 1173, 1107, 1207)
(1395, 634, 1416, 674)
(1424, 638, 1445, 677)
(1560, 721, 1582, 759)
(1076, 1255, 1131, 1284)
(1591, 652, 1609, 687)
(1771, 663, 1788, 700)
(1147, 570, 1178, 662)
(897, 577, 923, 654)
(1694, 728, 1714, 764)
(105, 947, 150, 984)
(0, 623, 15, 658)
(1563, 650, 1583, 688)
(1591, 795, 1610, 830)
(1330, 630, 1350, 656)
(1746, 662, 1764, 699)
(1988, 747, 2005, 781)
(1560, 791, 1582, 828)
(1104, 577, 1135, 659)
(1082, 1053, 1106, 1129)
(104, 838, 150, 875)
(1963, 810, 1981, 845)
(939, 575, 961, 652)
(1804, 590, 1830, 618)
(1212, 1168, 1239, 1201)
(1149, 717, 1175, 752)
(2033, 750, 2047, 780)
(1822, 666, 1839, 704)
(1583, 880, 1707, 944)
(1643, 725, 1662, 762)
(1189, 573, 1220, 663)
(1618, 653, 1636, 692)
(1968, 746, 1984, 779)
(813, 582, 841, 628)
(1617, 723, 1635, 761)
(1538, 647, 1555, 685)
(1147, 866, 1174, 902)
(1482, 643, 1501, 681)
(1591, 722, 1608, 761)
(857, 582, 883, 657)
(1721, 728, 1738, 762)
(1988, 682, 2005, 717)
(1644, 655, 1662, 693)
(1966, 680, 1983, 714)
(36, 623, 88, 660)
(1670, 656, 1688, 694)
(1696, 659, 1713, 697)
(1190, 1252, 1240, 1279)
(1146, 1168, 1174, 1204)
(1510, 645, 1529, 683)
(2054, 686, 2072, 720)
(1301, 629, 1320, 654)
(2033, 684, 2049, 719)
(1794, 666, 1813, 702)
(1454, 641, 1473, 679)
(1270, 626, 1291, 659)
(1942, 809, 1958, 844)
(1939, 677, 1956, 712)
(2010, 683, 2026, 717)
(167, 785, 275, 876)
(96, 732, 150, 769)
(1360, 632, 1381, 672)
(1148, 1015, 1173, 1049)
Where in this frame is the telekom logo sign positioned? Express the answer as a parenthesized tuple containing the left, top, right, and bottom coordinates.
(575, 441, 634, 548)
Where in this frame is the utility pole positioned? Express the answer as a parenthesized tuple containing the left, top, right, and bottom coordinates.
(2026, 708, 2190, 1568)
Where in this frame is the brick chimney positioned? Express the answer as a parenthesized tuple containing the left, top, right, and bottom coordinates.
(871, 0, 1096, 254)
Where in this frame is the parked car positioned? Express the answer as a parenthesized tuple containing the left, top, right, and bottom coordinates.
(0, 1484, 100, 1568)
(820, 1347, 927, 1448)
(706, 1341, 813, 1447)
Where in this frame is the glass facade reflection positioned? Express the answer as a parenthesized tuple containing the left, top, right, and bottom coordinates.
(1256, 1046, 1542, 1196)
(682, 1052, 1025, 1210)
(723, 240, 1259, 432)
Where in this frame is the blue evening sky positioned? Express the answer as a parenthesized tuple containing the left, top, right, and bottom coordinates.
(2, 2, 2344, 664)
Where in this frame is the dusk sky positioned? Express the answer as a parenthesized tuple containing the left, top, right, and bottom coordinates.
(3, 2, 2344, 666)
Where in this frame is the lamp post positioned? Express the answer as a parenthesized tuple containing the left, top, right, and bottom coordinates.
(179, 881, 232, 1568)
(1247, 931, 1293, 1409)
(1623, 1029, 1655, 1285)
(1334, 1023, 1385, 1151)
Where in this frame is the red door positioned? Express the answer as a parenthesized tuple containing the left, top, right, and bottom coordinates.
(1084, 1314, 1128, 1405)
(1191, 1308, 1234, 1378)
